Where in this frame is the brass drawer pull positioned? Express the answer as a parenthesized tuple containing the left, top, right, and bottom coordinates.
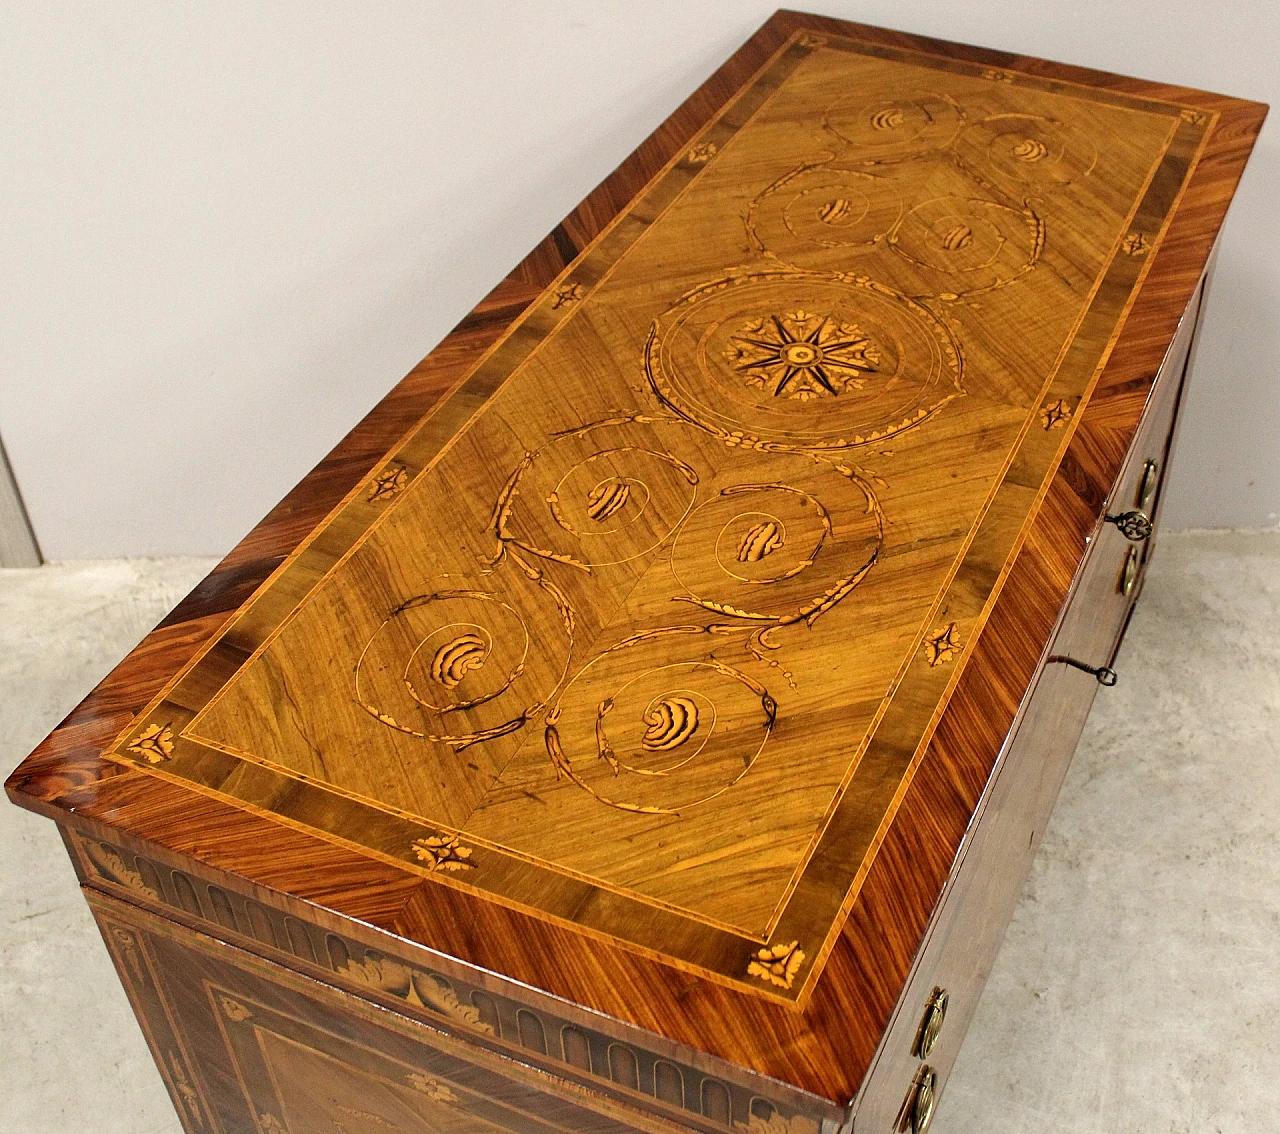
(1104, 509, 1153, 542)
(911, 1067, 938, 1133)
(1137, 459, 1159, 509)
(915, 988, 949, 1059)
(1120, 546, 1140, 596)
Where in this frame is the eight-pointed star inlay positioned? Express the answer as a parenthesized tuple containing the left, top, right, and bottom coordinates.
(725, 310, 881, 402)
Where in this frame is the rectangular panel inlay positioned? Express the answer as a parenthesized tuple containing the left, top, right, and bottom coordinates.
(105, 32, 1208, 1003)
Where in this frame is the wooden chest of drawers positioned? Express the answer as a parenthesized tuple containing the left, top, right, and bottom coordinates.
(7, 12, 1265, 1133)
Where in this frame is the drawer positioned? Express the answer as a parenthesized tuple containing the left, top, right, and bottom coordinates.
(848, 279, 1205, 1133)
(69, 828, 832, 1133)
(87, 889, 695, 1134)
(1053, 276, 1204, 677)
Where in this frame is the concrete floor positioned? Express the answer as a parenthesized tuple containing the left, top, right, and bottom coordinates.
(1, 533, 1277, 1133)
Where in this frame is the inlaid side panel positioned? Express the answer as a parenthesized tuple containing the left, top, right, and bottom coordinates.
(89, 892, 808, 1134)
(101, 29, 1212, 1004)
(850, 290, 1202, 1129)
(67, 830, 834, 1132)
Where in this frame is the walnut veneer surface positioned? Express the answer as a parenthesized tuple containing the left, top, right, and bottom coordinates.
(7, 9, 1265, 1112)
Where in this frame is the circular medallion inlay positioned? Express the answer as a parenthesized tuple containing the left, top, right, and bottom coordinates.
(824, 89, 964, 161)
(645, 270, 963, 453)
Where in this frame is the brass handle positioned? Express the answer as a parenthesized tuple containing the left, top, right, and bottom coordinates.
(1105, 510, 1153, 542)
(1137, 459, 1159, 510)
(915, 988, 949, 1059)
(1120, 546, 1140, 596)
(911, 1067, 938, 1134)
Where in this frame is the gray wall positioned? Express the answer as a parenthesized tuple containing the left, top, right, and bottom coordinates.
(1, 1, 1275, 559)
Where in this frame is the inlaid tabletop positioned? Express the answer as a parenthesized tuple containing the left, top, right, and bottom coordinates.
(103, 30, 1211, 1005)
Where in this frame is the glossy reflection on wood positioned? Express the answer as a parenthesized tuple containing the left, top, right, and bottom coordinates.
(7, 9, 1266, 1119)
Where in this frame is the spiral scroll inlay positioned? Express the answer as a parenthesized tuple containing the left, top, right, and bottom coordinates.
(642, 697, 700, 751)
(586, 478, 631, 521)
(737, 521, 784, 562)
(1012, 137, 1049, 162)
(431, 634, 488, 689)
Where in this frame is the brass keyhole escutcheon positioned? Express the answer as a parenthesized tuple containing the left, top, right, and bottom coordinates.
(1137, 458, 1159, 510)
(916, 987, 949, 1059)
(911, 1067, 938, 1134)
(1120, 545, 1140, 596)
(1105, 509, 1153, 542)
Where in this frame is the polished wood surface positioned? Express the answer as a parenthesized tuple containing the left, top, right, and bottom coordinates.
(8, 10, 1266, 1107)
(77, 24, 1200, 1007)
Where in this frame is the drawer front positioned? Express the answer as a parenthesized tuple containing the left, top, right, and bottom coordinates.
(88, 889, 696, 1134)
(849, 280, 1204, 1133)
(1052, 276, 1203, 675)
(68, 830, 834, 1133)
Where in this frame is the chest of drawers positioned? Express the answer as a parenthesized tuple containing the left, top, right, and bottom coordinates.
(7, 12, 1265, 1133)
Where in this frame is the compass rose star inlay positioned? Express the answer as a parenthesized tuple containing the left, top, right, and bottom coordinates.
(725, 310, 881, 402)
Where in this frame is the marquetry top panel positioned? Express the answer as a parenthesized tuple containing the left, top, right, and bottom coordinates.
(85, 29, 1217, 1005)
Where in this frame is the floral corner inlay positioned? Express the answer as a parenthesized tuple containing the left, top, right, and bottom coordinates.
(220, 996, 253, 1022)
(687, 141, 718, 164)
(126, 722, 175, 764)
(923, 622, 963, 666)
(1121, 231, 1150, 257)
(796, 32, 828, 49)
(747, 940, 806, 990)
(1180, 108, 1207, 125)
(411, 834, 475, 872)
(367, 464, 408, 503)
(1040, 398, 1073, 430)
(551, 282, 584, 309)
(982, 67, 1015, 82)
(408, 1073, 459, 1104)
(725, 310, 880, 402)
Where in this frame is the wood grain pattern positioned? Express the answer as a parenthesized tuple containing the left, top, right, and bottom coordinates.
(8, 10, 1266, 1107)
(32, 21, 1210, 1006)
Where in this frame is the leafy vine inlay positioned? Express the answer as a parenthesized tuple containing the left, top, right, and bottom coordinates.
(337, 956, 494, 1035)
(84, 841, 159, 899)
